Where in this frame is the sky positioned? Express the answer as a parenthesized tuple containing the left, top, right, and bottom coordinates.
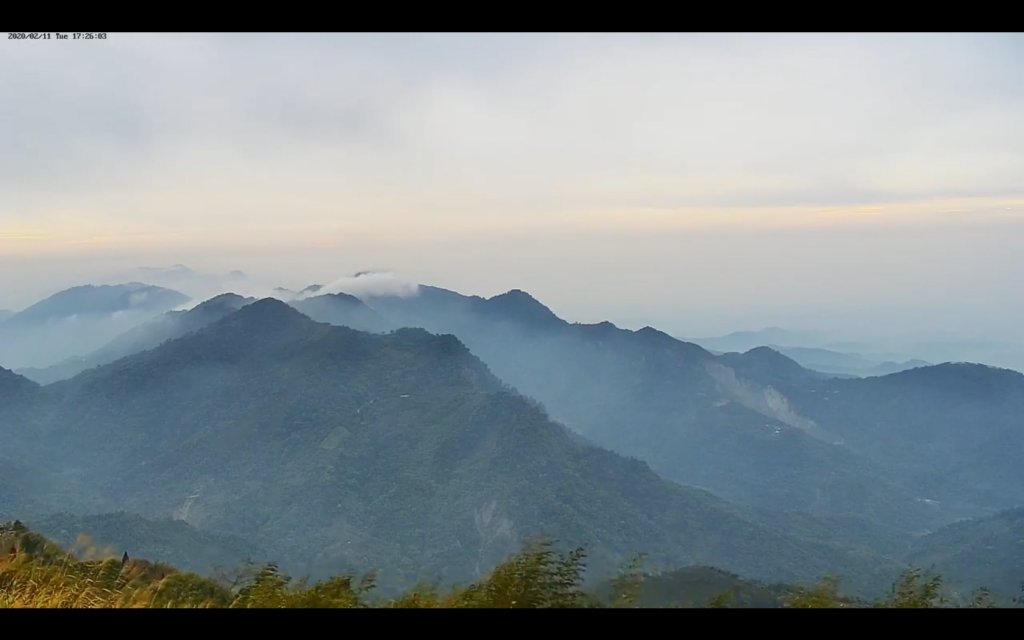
(1, 32, 1023, 342)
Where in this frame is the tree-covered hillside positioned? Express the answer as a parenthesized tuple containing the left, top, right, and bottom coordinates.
(908, 507, 1024, 599)
(0, 300, 897, 594)
(354, 286, 957, 539)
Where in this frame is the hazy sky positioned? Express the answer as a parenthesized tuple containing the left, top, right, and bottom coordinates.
(2, 33, 1023, 340)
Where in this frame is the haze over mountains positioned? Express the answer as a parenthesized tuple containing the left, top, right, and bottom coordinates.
(0, 284, 190, 370)
(2, 270, 1023, 597)
(691, 327, 1024, 381)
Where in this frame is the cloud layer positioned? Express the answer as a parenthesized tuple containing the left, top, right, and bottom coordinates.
(1, 33, 1022, 341)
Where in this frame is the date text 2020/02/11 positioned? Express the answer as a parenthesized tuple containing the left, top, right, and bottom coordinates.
(8, 33, 108, 40)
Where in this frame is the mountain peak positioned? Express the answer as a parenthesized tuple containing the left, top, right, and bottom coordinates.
(635, 326, 673, 341)
(716, 345, 823, 384)
(202, 297, 317, 340)
(633, 326, 715, 359)
(191, 292, 252, 312)
(317, 292, 363, 305)
(231, 297, 311, 325)
(484, 289, 563, 328)
(289, 292, 387, 333)
(743, 345, 791, 361)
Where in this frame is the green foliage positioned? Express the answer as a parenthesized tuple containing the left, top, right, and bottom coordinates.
(706, 590, 736, 608)
(968, 587, 996, 609)
(784, 575, 846, 608)
(606, 553, 647, 608)
(874, 568, 945, 608)
(151, 572, 231, 608)
(908, 507, 1024, 599)
(1, 521, 229, 608)
(6, 522, 1024, 609)
(454, 540, 590, 608)
(231, 562, 375, 608)
(385, 584, 446, 608)
(599, 565, 789, 608)
(232, 563, 292, 608)
(291, 574, 376, 608)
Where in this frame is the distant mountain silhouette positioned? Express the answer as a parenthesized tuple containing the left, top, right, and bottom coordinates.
(0, 284, 191, 370)
(718, 346, 831, 387)
(689, 327, 822, 353)
(290, 293, 389, 333)
(2, 283, 189, 327)
(768, 345, 930, 378)
(17, 293, 254, 384)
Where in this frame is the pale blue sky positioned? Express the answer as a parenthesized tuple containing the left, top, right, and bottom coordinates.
(1, 33, 1022, 340)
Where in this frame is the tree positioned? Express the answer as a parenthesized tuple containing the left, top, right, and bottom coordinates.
(455, 539, 590, 608)
(875, 568, 944, 608)
(785, 575, 844, 608)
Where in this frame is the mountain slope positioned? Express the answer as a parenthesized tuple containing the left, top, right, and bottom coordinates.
(785, 363, 1024, 512)
(17, 293, 254, 384)
(0, 299, 896, 594)
(290, 293, 390, 333)
(0, 366, 38, 398)
(357, 287, 948, 538)
(28, 512, 266, 576)
(907, 508, 1024, 598)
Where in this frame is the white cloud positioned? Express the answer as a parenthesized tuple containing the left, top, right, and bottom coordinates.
(315, 272, 419, 299)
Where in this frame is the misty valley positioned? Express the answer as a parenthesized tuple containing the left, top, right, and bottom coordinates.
(2, 273, 1024, 607)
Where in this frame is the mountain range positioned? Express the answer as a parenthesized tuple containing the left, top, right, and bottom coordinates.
(0, 300, 902, 593)
(351, 286, 1000, 533)
(3, 278, 1023, 597)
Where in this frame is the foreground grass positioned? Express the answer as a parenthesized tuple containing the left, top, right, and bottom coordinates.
(0, 520, 1010, 608)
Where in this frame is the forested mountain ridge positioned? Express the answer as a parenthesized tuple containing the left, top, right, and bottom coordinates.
(783, 363, 1024, 512)
(356, 286, 962, 536)
(290, 292, 391, 333)
(0, 299, 897, 593)
(5, 284, 1021, 597)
